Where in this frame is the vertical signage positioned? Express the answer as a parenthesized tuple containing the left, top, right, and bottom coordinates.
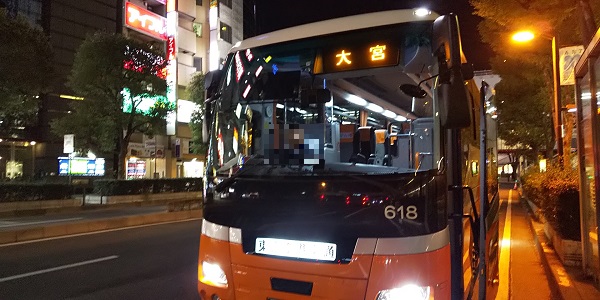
(64, 134, 74, 154)
(124, 2, 167, 40)
(559, 45, 584, 86)
(175, 138, 181, 158)
(165, 0, 178, 135)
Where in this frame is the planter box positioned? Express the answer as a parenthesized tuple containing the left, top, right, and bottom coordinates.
(544, 221, 582, 267)
(86, 192, 201, 205)
(0, 198, 82, 213)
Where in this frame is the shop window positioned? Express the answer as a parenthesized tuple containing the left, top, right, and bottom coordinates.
(220, 22, 232, 43)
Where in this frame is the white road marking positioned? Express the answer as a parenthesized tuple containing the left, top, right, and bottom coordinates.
(0, 218, 201, 248)
(0, 217, 83, 228)
(0, 255, 119, 283)
(498, 189, 513, 300)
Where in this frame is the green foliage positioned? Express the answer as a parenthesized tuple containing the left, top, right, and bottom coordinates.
(0, 183, 72, 202)
(93, 178, 202, 196)
(0, 8, 53, 137)
(471, 0, 599, 159)
(51, 32, 173, 178)
(187, 72, 207, 155)
(494, 64, 554, 160)
(521, 163, 580, 240)
(471, 0, 600, 50)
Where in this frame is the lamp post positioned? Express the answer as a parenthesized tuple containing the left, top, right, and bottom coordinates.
(512, 31, 563, 161)
(551, 36, 564, 161)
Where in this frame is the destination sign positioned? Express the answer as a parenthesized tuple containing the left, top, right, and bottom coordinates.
(321, 41, 399, 73)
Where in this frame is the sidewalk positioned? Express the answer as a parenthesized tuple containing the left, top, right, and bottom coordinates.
(0, 202, 202, 245)
(513, 181, 600, 300)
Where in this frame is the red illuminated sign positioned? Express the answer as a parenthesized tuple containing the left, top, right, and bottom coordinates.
(125, 2, 167, 40)
(167, 36, 176, 61)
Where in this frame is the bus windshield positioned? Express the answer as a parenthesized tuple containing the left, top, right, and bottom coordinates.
(207, 21, 438, 179)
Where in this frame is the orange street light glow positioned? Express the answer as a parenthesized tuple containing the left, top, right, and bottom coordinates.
(511, 31, 535, 43)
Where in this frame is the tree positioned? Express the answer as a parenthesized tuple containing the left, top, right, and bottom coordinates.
(187, 72, 207, 156)
(0, 8, 53, 138)
(51, 32, 172, 179)
(493, 59, 554, 162)
(470, 0, 599, 161)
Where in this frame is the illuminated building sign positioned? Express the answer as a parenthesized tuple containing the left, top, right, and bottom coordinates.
(125, 2, 167, 41)
(164, 0, 177, 135)
(58, 157, 106, 176)
(321, 41, 399, 73)
(167, 36, 176, 60)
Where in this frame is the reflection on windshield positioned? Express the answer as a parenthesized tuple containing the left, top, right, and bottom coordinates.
(207, 23, 438, 180)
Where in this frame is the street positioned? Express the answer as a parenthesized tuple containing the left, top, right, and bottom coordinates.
(0, 184, 560, 300)
(0, 220, 202, 300)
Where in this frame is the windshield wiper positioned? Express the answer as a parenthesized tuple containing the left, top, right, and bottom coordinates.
(214, 155, 263, 193)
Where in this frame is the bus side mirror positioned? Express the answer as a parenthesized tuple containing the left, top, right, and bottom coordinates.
(202, 101, 211, 144)
(433, 14, 464, 70)
(205, 70, 223, 98)
(433, 14, 471, 129)
(203, 70, 222, 143)
(438, 73, 471, 128)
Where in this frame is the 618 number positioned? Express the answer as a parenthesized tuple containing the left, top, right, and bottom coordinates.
(384, 205, 418, 220)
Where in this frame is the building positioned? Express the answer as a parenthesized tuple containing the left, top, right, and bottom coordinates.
(0, 0, 241, 179)
(208, 0, 243, 71)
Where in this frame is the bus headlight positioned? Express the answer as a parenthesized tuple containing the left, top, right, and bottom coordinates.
(376, 284, 431, 300)
(199, 261, 228, 288)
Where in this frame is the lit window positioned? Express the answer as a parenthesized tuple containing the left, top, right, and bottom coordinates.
(220, 22, 232, 43)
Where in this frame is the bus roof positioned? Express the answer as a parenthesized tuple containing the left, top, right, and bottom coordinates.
(229, 9, 439, 53)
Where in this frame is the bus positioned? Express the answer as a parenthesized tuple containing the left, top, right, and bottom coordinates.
(198, 8, 499, 300)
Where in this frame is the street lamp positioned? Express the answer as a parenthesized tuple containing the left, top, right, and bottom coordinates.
(30, 141, 36, 178)
(511, 31, 563, 161)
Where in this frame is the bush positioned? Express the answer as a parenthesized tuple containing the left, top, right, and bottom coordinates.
(93, 178, 203, 196)
(521, 163, 580, 240)
(0, 178, 203, 202)
(0, 183, 73, 202)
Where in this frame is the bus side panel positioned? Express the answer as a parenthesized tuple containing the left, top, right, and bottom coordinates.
(198, 235, 235, 300)
(365, 244, 451, 300)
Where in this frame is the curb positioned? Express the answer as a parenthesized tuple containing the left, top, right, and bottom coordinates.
(521, 197, 581, 299)
(0, 209, 202, 245)
(0, 199, 200, 217)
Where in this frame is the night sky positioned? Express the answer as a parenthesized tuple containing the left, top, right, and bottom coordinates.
(252, 0, 492, 71)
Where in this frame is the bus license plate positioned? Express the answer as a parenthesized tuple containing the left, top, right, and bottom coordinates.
(255, 238, 336, 261)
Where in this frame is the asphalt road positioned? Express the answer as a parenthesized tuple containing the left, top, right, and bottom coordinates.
(0, 219, 202, 300)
